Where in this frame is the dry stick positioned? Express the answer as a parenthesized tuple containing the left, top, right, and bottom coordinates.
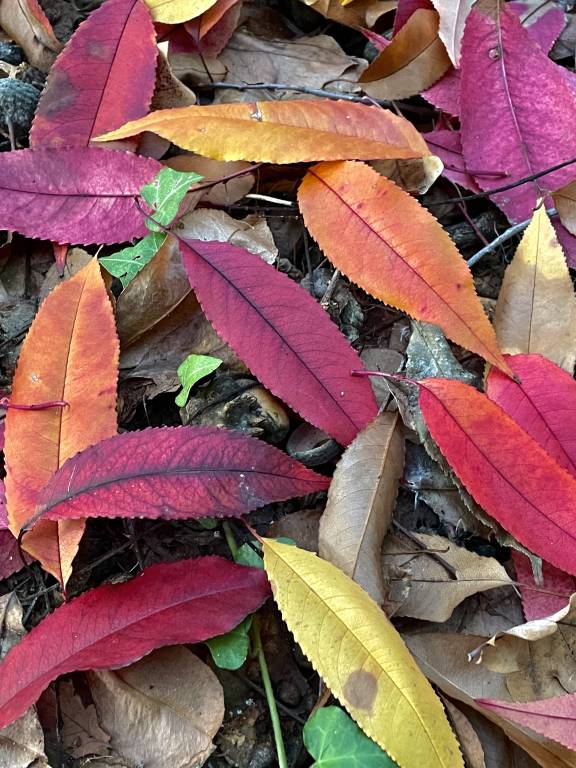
(196, 80, 394, 107)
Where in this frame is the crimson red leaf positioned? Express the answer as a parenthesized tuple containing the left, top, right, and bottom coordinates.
(0, 148, 160, 245)
(512, 551, 575, 621)
(0, 556, 269, 728)
(418, 378, 576, 576)
(425, 129, 480, 192)
(31, 0, 157, 147)
(36, 426, 329, 523)
(179, 238, 377, 446)
(0, 481, 28, 580)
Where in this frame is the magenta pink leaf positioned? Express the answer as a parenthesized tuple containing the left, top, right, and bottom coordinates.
(477, 694, 576, 750)
(512, 551, 575, 622)
(460, 0, 576, 223)
(0, 556, 269, 728)
(425, 129, 480, 191)
(179, 238, 377, 446)
(0, 481, 29, 580)
(36, 426, 329, 523)
(0, 148, 160, 244)
(30, 0, 156, 148)
(393, 0, 433, 34)
(486, 354, 576, 476)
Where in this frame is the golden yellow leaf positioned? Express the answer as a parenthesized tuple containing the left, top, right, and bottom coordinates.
(262, 538, 463, 768)
(319, 412, 404, 606)
(95, 100, 430, 163)
(143, 0, 216, 24)
(493, 207, 576, 372)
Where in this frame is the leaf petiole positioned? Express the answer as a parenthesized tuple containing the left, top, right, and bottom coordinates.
(0, 397, 68, 410)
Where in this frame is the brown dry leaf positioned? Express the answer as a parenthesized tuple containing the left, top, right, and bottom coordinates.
(440, 695, 486, 768)
(0, 0, 62, 71)
(360, 9, 451, 100)
(269, 509, 322, 551)
(371, 155, 443, 194)
(554, 181, 576, 235)
(58, 681, 112, 759)
(382, 532, 512, 622)
(319, 411, 404, 605)
(87, 646, 224, 768)
(164, 155, 255, 206)
(493, 207, 576, 372)
(39, 248, 92, 302)
(0, 593, 48, 768)
(360, 347, 404, 406)
(169, 51, 227, 86)
(304, 0, 396, 28)
(215, 30, 366, 102)
(463, 706, 540, 768)
(151, 51, 197, 110)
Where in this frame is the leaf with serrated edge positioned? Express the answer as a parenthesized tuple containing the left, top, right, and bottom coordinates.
(263, 538, 463, 768)
(144, 0, 216, 23)
(298, 160, 511, 375)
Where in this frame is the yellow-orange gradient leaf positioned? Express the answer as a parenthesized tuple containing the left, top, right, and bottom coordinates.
(263, 538, 463, 768)
(95, 100, 430, 163)
(298, 160, 511, 375)
(4, 259, 119, 586)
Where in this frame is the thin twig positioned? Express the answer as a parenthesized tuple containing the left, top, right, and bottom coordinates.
(466, 219, 531, 267)
(196, 80, 393, 107)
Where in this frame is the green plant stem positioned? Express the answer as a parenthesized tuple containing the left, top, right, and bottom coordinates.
(251, 614, 289, 768)
(222, 521, 239, 559)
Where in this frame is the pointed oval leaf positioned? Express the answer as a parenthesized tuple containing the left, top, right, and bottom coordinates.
(298, 161, 511, 375)
(0, 556, 269, 729)
(95, 100, 430, 162)
(418, 378, 576, 576)
(0, 148, 160, 245)
(37, 426, 329, 523)
(145, 0, 216, 23)
(460, 0, 576, 223)
(361, 9, 451, 100)
(178, 237, 377, 445)
(493, 207, 576, 372)
(30, 0, 157, 148)
(263, 538, 463, 768)
(486, 354, 576, 476)
(5, 259, 118, 585)
(319, 412, 404, 605)
(430, 0, 474, 65)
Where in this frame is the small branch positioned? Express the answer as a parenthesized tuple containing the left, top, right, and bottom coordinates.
(466, 219, 531, 267)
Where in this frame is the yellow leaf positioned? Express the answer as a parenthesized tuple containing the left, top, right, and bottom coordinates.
(262, 538, 463, 768)
(493, 206, 576, 372)
(144, 0, 216, 24)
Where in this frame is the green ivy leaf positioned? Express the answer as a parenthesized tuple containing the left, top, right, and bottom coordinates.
(141, 167, 203, 231)
(234, 542, 264, 570)
(175, 354, 222, 407)
(206, 616, 252, 670)
(304, 707, 398, 767)
(100, 231, 165, 287)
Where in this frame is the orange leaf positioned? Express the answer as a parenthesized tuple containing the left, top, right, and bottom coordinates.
(298, 160, 510, 374)
(4, 259, 118, 586)
(95, 100, 430, 162)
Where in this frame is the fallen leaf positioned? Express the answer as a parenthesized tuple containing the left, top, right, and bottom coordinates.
(431, 0, 474, 64)
(406, 321, 478, 384)
(263, 538, 463, 767)
(382, 532, 512, 622)
(87, 646, 224, 768)
(176, 353, 222, 407)
(418, 378, 576, 577)
(4, 259, 118, 585)
(30, 0, 157, 148)
(298, 161, 511, 374)
(179, 236, 378, 445)
(150, 50, 197, 111)
(0, 484, 28, 581)
(36, 426, 328, 523)
(370, 155, 443, 195)
(319, 412, 404, 605)
(0, 148, 161, 245)
(164, 155, 254, 206)
(0, 556, 269, 729)
(100, 232, 166, 287)
(361, 10, 451, 100)
(460, 0, 576, 223)
(512, 551, 575, 621)
(486, 355, 576, 475)
(185, 0, 241, 56)
(393, 0, 433, 32)
(0, 0, 62, 71)
(57, 681, 112, 759)
(95, 100, 431, 162)
(425, 129, 482, 192)
(492, 208, 576, 372)
(304, 0, 396, 28)
(440, 697, 486, 768)
(144, 0, 217, 23)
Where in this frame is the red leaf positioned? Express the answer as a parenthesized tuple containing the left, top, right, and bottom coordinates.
(179, 238, 377, 445)
(425, 129, 481, 192)
(0, 481, 29, 580)
(0, 148, 160, 244)
(486, 354, 576, 476)
(512, 551, 575, 621)
(393, 0, 433, 33)
(460, 0, 576, 223)
(31, 0, 157, 148)
(477, 694, 576, 751)
(36, 426, 329, 523)
(0, 556, 269, 728)
(418, 378, 576, 576)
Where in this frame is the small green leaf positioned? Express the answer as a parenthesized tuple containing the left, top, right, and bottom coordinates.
(206, 616, 252, 670)
(141, 167, 203, 231)
(100, 232, 165, 287)
(304, 707, 398, 767)
(235, 543, 264, 570)
(175, 354, 222, 407)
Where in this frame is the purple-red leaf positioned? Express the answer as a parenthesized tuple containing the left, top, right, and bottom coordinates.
(0, 556, 269, 728)
(36, 426, 329, 523)
(0, 481, 29, 580)
(0, 148, 160, 245)
(31, 0, 157, 148)
(425, 129, 480, 192)
(178, 238, 377, 446)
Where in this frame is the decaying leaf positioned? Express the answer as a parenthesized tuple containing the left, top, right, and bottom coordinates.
(406, 321, 478, 384)
(512, 551, 576, 621)
(370, 155, 444, 195)
(263, 538, 464, 768)
(0, 0, 62, 70)
(144, 0, 217, 23)
(492, 208, 576, 372)
(319, 412, 404, 605)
